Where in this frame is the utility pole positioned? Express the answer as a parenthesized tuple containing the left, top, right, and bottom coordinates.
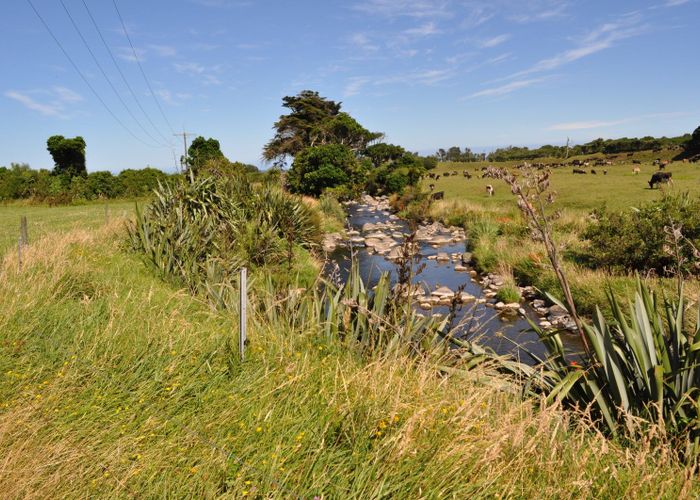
(173, 129, 196, 173)
(565, 137, 571, 159)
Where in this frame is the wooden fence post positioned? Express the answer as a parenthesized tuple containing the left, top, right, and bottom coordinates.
(239, 267, 247, 361)
(20, 216, 28, 245)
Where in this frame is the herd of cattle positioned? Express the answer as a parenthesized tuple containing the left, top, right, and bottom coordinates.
(425, 154, 700, 197)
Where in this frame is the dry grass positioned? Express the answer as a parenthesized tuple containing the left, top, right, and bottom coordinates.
(1, 224, 698, 497)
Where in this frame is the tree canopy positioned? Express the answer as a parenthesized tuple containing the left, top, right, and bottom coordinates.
(287, 144, 363, 196)
(263, 90, 382, 164)
(186, 137, 225, 174)
(46, 135, 86, 178)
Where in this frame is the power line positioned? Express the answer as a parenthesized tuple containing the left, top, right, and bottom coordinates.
(24, 0, 157, 148)
(112, 0, 175, 136)
(79, 0, 172, 147)
(58, 0, 167, 148)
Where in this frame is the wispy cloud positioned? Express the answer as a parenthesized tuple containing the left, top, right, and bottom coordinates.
(664, 0, 690, 6)
(468, 78, 545, 98)
(403, 22, 441, 37)
(352, 0, 453, 19)
(348, 33, 379, 52)
(116, 46, 146, 62)
(509, 1, 569, 23)
(343, 76, 371, 97)
(147, 44, 177, 57)
(506, 13, 648, 79)
(4, 86, 83, 117)
(548, 111, 694, 131)
(173, 62, 224, 85)
(477, 34, 511, 48)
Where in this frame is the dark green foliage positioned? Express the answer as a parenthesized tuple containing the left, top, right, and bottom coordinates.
(117, 168, 172, 198)
(287, 144, 363, 196)
(583, 193, 700, 276)
(186, 136, 225, 174)
(129, 172, 322, 291)
(46, 135, 87, 178)
(263, 90, 381, 164)
(435, 147, 484, 162)
(363, 143, 406, 167)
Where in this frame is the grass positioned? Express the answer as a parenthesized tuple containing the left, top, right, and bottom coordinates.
(431, 152, 700, 212)
(0, 199, 136, 256)
(425, 152, 700, 315)
(1, 217, 698, 497)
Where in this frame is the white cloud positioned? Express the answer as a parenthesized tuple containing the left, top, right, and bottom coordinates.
(469, 78, 544, 98)
(52, 86, 83, 103)
(4, 86, 84, 117)
(348, 33, 379, 52)
(509, 2, 569, 23)
(477, 34, 511, 48)
(174, 62, 224, 85)
(352, 0, 453, 18)
(343, 77, 371, 97)
(116, 46, 146, 62)
(665, 0, 690, 5)
(4, 91, 61, 116)
(403, 22, 441, 37)
(148, 44, 177, 57)
(548, 119, 628, 131)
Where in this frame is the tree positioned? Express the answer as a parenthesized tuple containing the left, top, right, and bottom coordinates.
(263, 90, 382, 164)
(364, 143, 406, 167)
(287, 144, 362, 196)
(186, 137, 225, 174)
(47, 135, 86, 178)
(690, 126, 700, 154)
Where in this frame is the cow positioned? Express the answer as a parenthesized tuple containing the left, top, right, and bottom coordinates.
(573, 168, 586, 174)
(430, 191, 445, 200)
(632, 167, 641, 175)
(463, 170, 472, 178)
(485, 185, 494, 197)
(442, 172, 450, 178)
(648, 172, 672, 189)
(603, 169, 608, 175)
(428, 183, 435, 191)
(590, 169, 597, 175)
(632, 160, 642, 164)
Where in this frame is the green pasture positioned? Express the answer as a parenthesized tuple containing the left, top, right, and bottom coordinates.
(0, 200, 136, 256)
(428, 155, 700, 212)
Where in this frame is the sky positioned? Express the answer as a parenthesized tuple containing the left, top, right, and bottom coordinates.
(1, 0, 699, 173)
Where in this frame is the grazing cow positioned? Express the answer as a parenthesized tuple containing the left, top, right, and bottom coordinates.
(653, 159, 661, 166)
(429, 183, 435, 191)
(430, 191, 445, 200)
(603, 170, 608, 175)
(632, 167, 641, 175)
(442, 172, 450, 177)
(573, 168, 586, 174)
(485, 184, 494, 197)
(648, 172, 672, 189)
(590, 169, 597, 175)
(627, 152, 634, 157)
(632, 160, 642, 165)
(463, 170, 472, 178)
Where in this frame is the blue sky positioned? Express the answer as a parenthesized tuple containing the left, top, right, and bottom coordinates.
(1, 0, 698, 172)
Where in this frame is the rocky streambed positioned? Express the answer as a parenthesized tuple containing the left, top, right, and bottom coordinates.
(323, 195, 583, 360)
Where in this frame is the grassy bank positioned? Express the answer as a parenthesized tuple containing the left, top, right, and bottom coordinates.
(0, 199, 136, 256)
(0, 212, 698, 497)
(423, 153, 699, 315)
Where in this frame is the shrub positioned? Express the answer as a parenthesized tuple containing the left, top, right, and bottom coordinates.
(583, 193, 700, 276)
(495, 284, 521, 303)
(287, 144, 362, 196)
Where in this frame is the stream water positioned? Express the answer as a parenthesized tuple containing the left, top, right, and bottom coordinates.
(327, 200, 584, 363)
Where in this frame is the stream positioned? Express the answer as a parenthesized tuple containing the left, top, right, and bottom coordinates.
(325, 196, 584, 363)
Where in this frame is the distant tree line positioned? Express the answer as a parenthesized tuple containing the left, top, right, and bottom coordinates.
(433, 130, 698, 163)
(263, 90, 436, 198)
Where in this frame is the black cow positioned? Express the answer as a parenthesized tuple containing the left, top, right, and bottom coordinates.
(572, 168, 586, 174)
(648, 172, 672, 189)
(430, 191, 445, 200)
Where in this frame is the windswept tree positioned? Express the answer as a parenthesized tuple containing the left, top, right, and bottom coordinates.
(263, 90, 382, 165)
(287, 144, 364, 196)
(186, 137, 225, 174)
(46, 135, 86, 178)
(689, 125, 700, 154)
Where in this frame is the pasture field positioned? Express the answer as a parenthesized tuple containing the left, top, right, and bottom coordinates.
(427, 152, 700, 213)
(0, 200, 136, 256)
(0, 218, 697, 497)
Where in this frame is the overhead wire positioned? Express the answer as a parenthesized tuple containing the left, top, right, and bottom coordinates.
(24, 0, 158, 148)
(58, 0, 167, 148)
(112, 0, 176, 136)
(79, 0, 173, 147)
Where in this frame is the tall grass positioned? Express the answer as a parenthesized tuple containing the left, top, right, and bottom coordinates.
(1, 222, 697, 497)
